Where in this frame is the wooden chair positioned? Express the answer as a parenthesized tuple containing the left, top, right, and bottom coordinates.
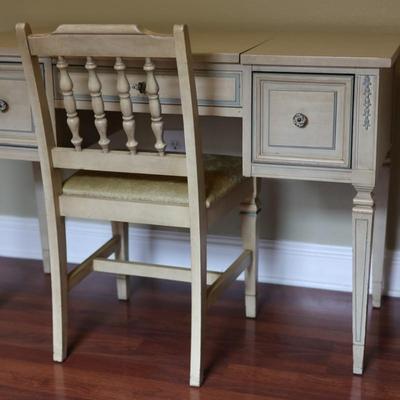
(16, 23, 260, 386)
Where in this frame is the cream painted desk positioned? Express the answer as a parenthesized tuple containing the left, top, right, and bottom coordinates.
(242, 32, 400, 375)
(0, 29, 399, 376)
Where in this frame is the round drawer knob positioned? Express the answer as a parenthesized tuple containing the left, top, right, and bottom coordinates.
(293, 113, 308, 128)
(0, 99, 8, 113)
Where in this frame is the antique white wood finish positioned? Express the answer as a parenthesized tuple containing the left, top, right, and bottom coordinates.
(51, 147, 188, 176)
(85, 57, 110, 152)
(252, 73, 353, 168)
(1, 26, 398, 382)
(241, 32, 400, 68)
(241, 178, 260, 318)
(17, 23, 69, 362)
(111, 221, 130, 301)
(144, 57, 166, 155)
(242, 39, 395, 375)
(0, 54, 55, 160)
(114, 57, 137, 154)
(352, 187, 374, 374)
(32, 162, 51, 274)
(52, 63, 244, 117)
(67, 234, 119, 290)
(206, 250, 252, 307)
(92, 259, 223, 284)
(56, 56, 82, 150)
(1, 29, 270, 63)
(17, 23, 259, 388)
(243, 66, 390, 183)
(0, 63, 36, 147)
(371, 161, 390, 308)
(0, 59, 54, 274)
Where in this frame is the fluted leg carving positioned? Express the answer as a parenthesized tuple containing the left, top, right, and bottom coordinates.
(352, 186, 374, 375)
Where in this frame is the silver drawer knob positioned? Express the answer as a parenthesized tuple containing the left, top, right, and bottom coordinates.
(293, 113, 308, 128)
(0, 99, 8, 113)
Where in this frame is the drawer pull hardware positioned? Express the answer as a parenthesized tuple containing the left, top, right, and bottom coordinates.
(132, 81, 146, 94)
(0, 99, 8, 113)
(293, 113, 308, 128)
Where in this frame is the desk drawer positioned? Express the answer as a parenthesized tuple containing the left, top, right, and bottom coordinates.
(253, 73, 353, 168)
(54, 65, 242, 110)
(0, 63, 36, 147)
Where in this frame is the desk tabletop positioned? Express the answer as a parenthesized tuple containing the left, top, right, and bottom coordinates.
(242, 32, 400, 68)
(0, 29, 269, 63)
(1, 29, 399, 68)
(184, 31, 270, 63)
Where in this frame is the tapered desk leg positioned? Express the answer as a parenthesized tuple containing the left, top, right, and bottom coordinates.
(241, 177, 260, 319)
(371, 162, 390, 308)
(352, 186, 374, 374)
(32, 162, 51, 274)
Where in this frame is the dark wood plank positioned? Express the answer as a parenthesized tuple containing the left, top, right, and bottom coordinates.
(0, 256, 399, 399)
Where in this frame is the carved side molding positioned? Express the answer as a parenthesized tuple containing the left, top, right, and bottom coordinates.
(362, 76, 372, 130)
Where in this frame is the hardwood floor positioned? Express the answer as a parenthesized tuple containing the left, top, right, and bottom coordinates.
(0, 256, 399, 399)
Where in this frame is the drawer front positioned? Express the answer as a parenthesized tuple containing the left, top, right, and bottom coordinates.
(253, 73, 353, 168)
(0, 63, 36, 147)
(54, 66, 241, 109)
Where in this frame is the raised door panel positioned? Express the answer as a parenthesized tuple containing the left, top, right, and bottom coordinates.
(253, 73, 353, 168)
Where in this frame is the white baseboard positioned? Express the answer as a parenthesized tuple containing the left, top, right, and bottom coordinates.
(0, 215, 398, 297)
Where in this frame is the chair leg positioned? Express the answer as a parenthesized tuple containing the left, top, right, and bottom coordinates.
(50, 215, 69, 362)
(189, 229, 207, 387)
(111, 222, 130, 301)
(241, 178, 260, 319)
(32, 162, 51, 274)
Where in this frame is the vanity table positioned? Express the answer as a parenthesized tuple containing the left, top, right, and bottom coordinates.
(0, 28, 399, 376)
(241, 32, 400, 374)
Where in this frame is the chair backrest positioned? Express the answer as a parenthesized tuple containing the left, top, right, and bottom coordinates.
(16, 23, 206, 223)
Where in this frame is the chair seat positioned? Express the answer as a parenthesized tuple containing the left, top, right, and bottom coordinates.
(62, 154, 247, 208)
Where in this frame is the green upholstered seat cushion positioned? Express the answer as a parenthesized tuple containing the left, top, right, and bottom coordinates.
(62, 154, 246, 207)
